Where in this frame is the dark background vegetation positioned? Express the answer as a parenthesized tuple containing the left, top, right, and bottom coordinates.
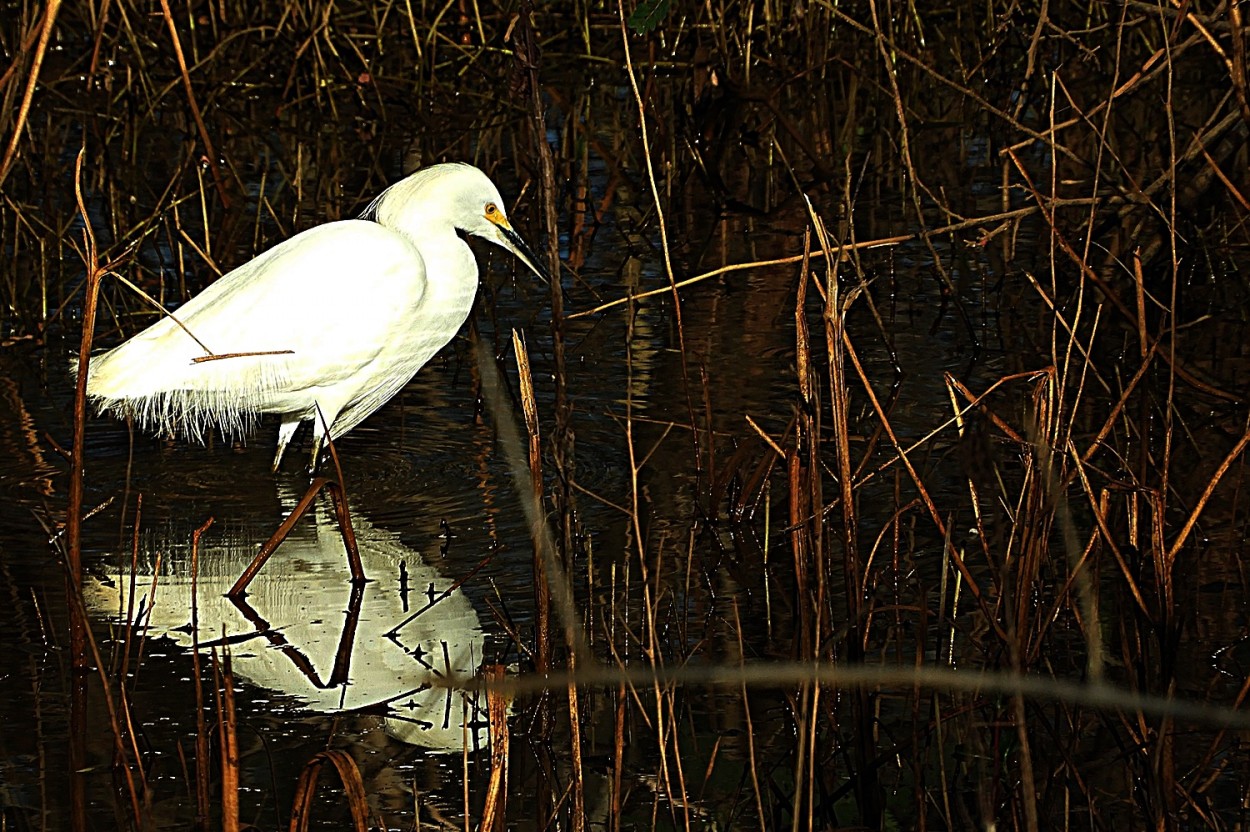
(2, 0, 1250, 829)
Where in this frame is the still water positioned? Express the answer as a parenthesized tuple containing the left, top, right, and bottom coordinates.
(2, 180, 916, 826)
(0, 187, 1009, 827)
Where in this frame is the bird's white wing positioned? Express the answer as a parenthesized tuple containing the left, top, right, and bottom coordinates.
(86, 220, 427, 439)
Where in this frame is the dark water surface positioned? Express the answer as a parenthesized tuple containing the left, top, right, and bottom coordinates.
(3, 179, 1007, 829)
(0, 188, 954, 829)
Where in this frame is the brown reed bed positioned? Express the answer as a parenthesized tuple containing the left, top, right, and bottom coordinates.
(5, 0, 1250, 829)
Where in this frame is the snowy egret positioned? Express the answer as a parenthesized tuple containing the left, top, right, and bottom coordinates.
(81, 162, 548, 469)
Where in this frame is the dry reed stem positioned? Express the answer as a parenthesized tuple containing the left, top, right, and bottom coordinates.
(1065, 444, 1150, 617)
(479, 664, 510, 831)
(731, 601, 767, 829)
(156, 0, 231, 208)
(840, 319, 1007, 642)
(569, 199, 1108, 320)
(191, 517, 214, 832)
(287, 750, 371, 832)
(116, 496, 146, 680)
(0, 0, 61, 188)
(564, 642, 586, 832)
(1030, 402, 1106, 684)
(512, 331, 550, 683)
(514, 19, 583, 816)
(213, 649, 241, 832)
(1164, 420, 1250, 564)
(0, 9, 44, 93)
(1007, 147, 1238, 404)
(60, 558, 148, 828)
(67, 145, 100, 832)
(866, 0, 972, 342)
(611, 682, 625, 832)
(472, 332, 589, 661)
(616, 0, 703, 508)
(103, 270, 217, 357)
(802, 188, 881, 823)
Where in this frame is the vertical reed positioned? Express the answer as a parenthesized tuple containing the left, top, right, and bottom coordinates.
(479, 664, 510, 831)
(66, 147, 99, 832)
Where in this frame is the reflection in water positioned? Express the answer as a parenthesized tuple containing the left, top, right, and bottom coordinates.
(84, 490, 495, 752)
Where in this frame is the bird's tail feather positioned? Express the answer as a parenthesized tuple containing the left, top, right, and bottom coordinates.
(76, 347, 293, 443)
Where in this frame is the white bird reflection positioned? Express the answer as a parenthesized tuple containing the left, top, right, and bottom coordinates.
(84, 492, 497, 752)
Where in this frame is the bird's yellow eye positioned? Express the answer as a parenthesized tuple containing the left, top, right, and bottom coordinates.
(484, 202, 498, 217)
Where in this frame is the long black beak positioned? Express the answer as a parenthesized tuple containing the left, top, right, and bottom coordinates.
(499, 224, 552, 285)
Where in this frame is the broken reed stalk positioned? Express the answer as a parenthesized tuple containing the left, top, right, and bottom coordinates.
(212, 648, 241, 832)
(789, 235, 813, 652)
(513, 327, 586, 828)
(511, 324, 555, 815)
(479, 664, 510, 831)
(512, 331, 550, 680)
(472, 333, 589, 661)
(191, 517, 214, 832)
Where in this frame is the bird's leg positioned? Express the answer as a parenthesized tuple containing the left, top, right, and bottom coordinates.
(313, 422, 364, 581)
(227, 476, 331, 598)
(307, 402, 336, 475)
(325, 478, 365, 584)
(226, 474, 366, 598)
(306, 434, 323, 477)
(273, 418, 301, 472)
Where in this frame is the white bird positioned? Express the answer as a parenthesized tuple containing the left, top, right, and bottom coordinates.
(80, 162, 547, 470)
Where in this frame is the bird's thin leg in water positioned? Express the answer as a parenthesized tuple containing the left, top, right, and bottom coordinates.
(309, 403, 333, 475)
(273, 417, 300, 472)
(308, 435, 324, 476)
(226, 476, 365, 598)
(315, 416, 362, 578)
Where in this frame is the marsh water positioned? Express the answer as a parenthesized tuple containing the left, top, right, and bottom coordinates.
(3, 3, 1250, 829)
(8, 150, 988, 829)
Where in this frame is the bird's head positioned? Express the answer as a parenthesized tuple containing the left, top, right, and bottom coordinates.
(467, 183, 550, 284)
(372, 163, 551, 284)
